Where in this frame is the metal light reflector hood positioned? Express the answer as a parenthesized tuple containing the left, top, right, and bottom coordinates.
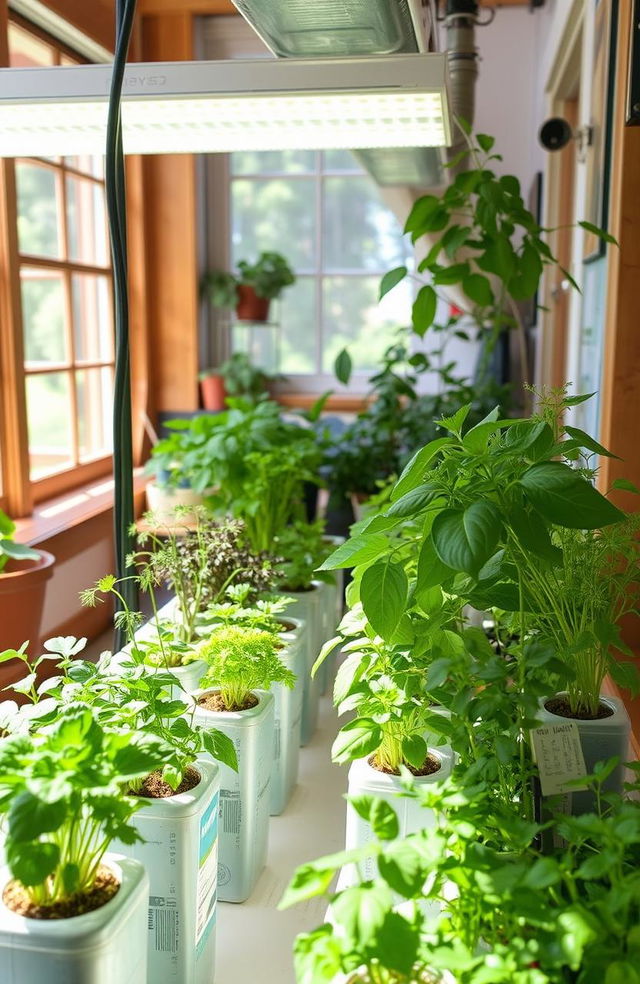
(0, 53, 450, 158)
(230, 0, 445, 187)
(231, 0, 427, 57)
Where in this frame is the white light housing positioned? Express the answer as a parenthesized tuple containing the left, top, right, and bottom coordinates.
(0, 53, 451, 157)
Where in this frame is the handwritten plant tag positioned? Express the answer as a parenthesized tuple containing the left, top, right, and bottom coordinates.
(530, 722, 588, 797)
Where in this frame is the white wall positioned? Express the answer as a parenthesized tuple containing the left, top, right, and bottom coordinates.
(472, 2, 557, 196)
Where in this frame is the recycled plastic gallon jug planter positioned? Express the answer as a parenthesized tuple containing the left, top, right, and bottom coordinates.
(271, 618, 305, 815)
(278, 581, 324, 746)
(536, 692, 630, 815)
(193, 689, 274, 903)
(167, 659, 207, 700)
(0, 855, 148, 984)
(344, 745, 454, 881)
(114, 759, 219, 984)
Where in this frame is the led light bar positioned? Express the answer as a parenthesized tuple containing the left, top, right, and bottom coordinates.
(0, 53, 451, 157)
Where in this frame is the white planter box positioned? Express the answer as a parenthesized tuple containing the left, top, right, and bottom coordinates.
(271, 618, 305, 815)
(277, 583, 324, 746)
(0, 855, 148, 984)
(114, 759, 219, 984)
(344, 746, 454, 884)
(537, 693, 630, 815)
(193, 689, 274, 903)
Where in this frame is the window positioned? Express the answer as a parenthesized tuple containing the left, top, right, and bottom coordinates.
(228, 149, 414, 386)
(6, 22, 114, 499)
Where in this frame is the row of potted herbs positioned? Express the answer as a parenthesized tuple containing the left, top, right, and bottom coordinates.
(0, 508, 343, 984)
(279, 389, 640, 983)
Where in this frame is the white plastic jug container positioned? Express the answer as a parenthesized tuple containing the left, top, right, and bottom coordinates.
(271, 618, 305, 815)
(193, 689, 274, 903)
(115, 758, 219, 984)
(279, 583, 323, 745)
(0, 855, 148, 984)
(537, 693, 630, 815)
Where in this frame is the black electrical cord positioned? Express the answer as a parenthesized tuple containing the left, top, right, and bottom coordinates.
(105, 0, 138, 650)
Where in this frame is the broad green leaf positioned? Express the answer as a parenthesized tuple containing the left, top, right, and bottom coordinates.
(412, 285, 437, 338)
(293, 928, 342, 984)
(522, 856, 561, 889)
(333, 651, 368, 705)
(433, 262, 469, 285)
(612, 477, 640, 494)
(333, 348, 352, 385)
(508, 505, 561, 564)
(349, 796, 399, 841)
(564, 426, 619, 459)
(402, 734, 427, 770)
(432, 502, 503, 576)
(279, 865, 336, 910)
(7, 841, 59, 888)
(376, 912, 420, 975)
(404, 195, 440, 235)
(564, 391, 595, 407)
(201, 729, 238, 771)
(476, 133, 495, 152)
(331, 717, 381, 764)
(558, 907, 599, 968)
(9, 791, 67, 842)
(520, 462, 625, 529)
(0, 511, 15, 536)
(391, 438, 452, 501)
(607, 659, 640, 696)
(378, 839, 428, 898)
(331, 883, 391, 947)
(360, 560, 408, 640)
(425, 658, 452, 691)
(462, 272, 494, 307)
(386, 483, 438, 518)
(113, 735, 166, 779)
(416, 537, 455, 595)
(317, 533, 389, 571)
(379, 265, 407, 299)
(0, 648, 26, 665)
(1, 540, 40, 561)
(462, 417, 521, 454)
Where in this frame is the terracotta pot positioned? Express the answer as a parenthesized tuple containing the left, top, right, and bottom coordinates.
(235, 285, 270, 322)
(200, 374, 226, 411)
(0, 550, 55, 690)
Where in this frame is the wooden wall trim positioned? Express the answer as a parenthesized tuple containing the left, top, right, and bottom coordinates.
(141, 12, 199, 414)
(597, 0, 640, 737)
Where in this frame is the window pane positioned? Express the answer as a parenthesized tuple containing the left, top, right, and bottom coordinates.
(26, 372, 73, 479)
(66, 176, 108, 266)
(15, 163, 61, 258)
(231, 178, 316, 271)
(21, 269, 68, 364)
(8, 24, 55, 67)
(322, 149, 362, 172)
(64, 155, 105, 179)
(77, 368, 113, 461)
(323, 176, 408, 272)
(321, 275, 413, 373)
(72, 274, 112, 362)
(278, 277, 317, 373)
(231, 150, 315, 176)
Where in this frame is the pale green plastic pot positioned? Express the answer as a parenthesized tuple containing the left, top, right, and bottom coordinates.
(114, 758, 219, 984)
(192, 689, 274, 903)
(0, 855, 148, 984)
(271, 618, 305, 815)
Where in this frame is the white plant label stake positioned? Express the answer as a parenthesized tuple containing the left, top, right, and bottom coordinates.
(530, 722, 588, 797)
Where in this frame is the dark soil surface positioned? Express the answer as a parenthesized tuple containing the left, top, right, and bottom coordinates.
(369, 753, 442, 777)
(545, 696, 614, 720)
(131, 764, 201, 798)
(278, 620, 297, 633)
(4, 867, 119, 919)
(198, 691, 259, 712)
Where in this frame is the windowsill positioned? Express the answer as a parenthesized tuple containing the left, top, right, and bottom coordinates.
(275, 393, 371, 412)
(15, 469, 148, 547)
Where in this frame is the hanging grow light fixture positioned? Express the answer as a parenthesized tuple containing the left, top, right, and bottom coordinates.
(0, 53, 451, 158)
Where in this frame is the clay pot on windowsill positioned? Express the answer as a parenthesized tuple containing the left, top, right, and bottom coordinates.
(235, 285, 270, 322)
(0, 550, 55, 691)
(199, 373, 227, 411)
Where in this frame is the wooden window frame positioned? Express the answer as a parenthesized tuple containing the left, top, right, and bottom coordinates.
(0, 13, 116, 513)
